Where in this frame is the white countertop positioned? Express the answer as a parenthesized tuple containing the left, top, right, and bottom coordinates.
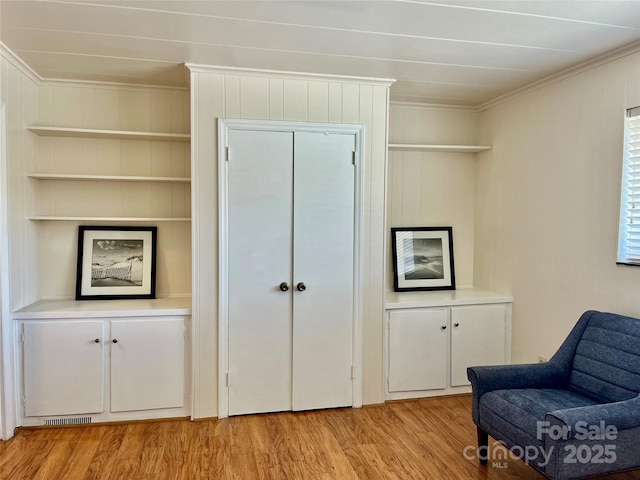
(385, 287, 512, 309)
(13, 296, 192, 319)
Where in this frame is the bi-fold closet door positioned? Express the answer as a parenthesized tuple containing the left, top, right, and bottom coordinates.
(221, 120, 361, 417)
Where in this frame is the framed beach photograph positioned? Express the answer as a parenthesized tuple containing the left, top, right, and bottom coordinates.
(76, 226, 157, 300)
(391, 227, 455, 292)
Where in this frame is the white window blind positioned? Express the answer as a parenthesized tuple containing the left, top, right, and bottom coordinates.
(618, 106, 640, 265)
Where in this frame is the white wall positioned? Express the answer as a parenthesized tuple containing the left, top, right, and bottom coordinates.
(0, 45, 40, 438)
(387, 103, 479, 289)
(0, 48, 39, 311)
(34, 83, 191, 299)
(475, 50, 640, 363)
(190, 67, 391, 416)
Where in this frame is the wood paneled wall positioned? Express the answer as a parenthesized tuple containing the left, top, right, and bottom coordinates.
(1, 47, 40, 438)
(0, 49, 39, 311)
(476, 50, 640, 364)
(34, 84, 191, 299)
(387, 104, 480, 289)
(190, 67, 391, 417)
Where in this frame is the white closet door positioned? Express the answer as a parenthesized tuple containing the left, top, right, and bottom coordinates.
(292, 132, 355, 410)
(227, 130, 294, 415)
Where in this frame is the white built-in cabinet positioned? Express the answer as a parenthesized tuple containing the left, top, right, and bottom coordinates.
(15, 298, 190, 426)
(12, 95, 193, 427)
(385, 289, 512, 400)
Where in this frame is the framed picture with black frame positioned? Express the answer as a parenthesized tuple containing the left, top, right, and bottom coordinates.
(75, 226, 157, 300)
(391, 226, 456, 292)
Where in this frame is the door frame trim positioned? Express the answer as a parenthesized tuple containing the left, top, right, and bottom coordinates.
(217, 119, 364, 418)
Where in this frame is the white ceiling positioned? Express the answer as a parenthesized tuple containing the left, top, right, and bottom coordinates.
(2, 0, 640, 107)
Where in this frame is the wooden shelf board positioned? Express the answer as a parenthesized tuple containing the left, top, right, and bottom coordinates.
(385, 287, 512, 309)
(28, 126, 190, 142)
(388, 144, 492, 153)
(29, 216, 191, 222)
(13, 297, 192, 319)
(29, 174, 190, 183)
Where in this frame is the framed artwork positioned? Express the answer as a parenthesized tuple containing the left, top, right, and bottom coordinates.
(391, 226, 456, 292)
(76, 226, 157, 300)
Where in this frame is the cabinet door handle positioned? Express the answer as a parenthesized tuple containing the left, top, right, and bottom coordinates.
(112, 339, 118, 343)
(94, 338, 100, 343)
(441, 325, 447, 330)
(454, 323, 460, 327)
(296, 282, 306, 292)
(279, 282, 289, 292)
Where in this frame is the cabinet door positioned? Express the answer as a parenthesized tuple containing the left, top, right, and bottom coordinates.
(110, 318, 185, 412)
(450, 305, 507, 387)
(23, 321, 104, 416)
(388, 308, 448, 392)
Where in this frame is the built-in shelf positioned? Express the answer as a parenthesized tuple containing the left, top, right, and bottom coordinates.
(29, 216, 191, 222)
(14, 297, 192, 319)
(27, 126, 191, 142)
(385, 287, 512, 309)
(388, 144, 492, 153)
(28, 174, 190, 183)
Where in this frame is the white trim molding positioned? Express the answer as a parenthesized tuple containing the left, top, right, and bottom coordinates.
(0, 103, 17, 440)
(186, 63, 395, 87)
(39, 77, 189, 93)
(477, 39, 640, 112)
(0, 42, 41, 85)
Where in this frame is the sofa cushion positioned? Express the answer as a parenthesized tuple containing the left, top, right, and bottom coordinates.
(569, 312, 640, 403)
(479, 388, 598, 449)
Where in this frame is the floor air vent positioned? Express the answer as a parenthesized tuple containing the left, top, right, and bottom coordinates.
(42, 416, 92, 426)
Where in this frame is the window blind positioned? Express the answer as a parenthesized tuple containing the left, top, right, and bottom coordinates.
(618, 107, 640, 265)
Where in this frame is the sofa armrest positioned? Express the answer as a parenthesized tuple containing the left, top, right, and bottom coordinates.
(468, 362, 568, 397)
(545, 395, 640, 438)
(467, 362, 567, 424)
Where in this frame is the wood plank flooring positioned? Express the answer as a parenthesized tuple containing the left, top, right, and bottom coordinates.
(1, 395, 639, 479)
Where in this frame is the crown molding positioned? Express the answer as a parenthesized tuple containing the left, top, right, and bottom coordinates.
(477, 39, 640, 112)
(186, 63, 395, 87)
(0, 44, 189, 93)
(389, 100, 479, 113)
(0, 42, 41, 85)
(39, 78, 189, 93)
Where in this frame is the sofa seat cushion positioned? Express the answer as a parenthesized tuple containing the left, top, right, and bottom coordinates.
(479, 388, 599, 448)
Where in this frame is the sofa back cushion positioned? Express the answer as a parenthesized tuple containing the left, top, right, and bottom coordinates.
(569, 312, 640, 403)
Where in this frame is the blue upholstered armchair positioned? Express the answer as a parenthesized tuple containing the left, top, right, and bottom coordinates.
(467, 310, 640, 480)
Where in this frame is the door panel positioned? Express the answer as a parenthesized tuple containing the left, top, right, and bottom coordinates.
(24, 321, 104, 416)
(292, 132, 355, 410)
(450, 305, 507, 386)
(388, 309, 449, 392)
(110, 318, 185, 412)
(227, 129, 294, 415)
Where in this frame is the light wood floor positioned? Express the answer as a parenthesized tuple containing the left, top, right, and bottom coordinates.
(1, 395, 639, 480)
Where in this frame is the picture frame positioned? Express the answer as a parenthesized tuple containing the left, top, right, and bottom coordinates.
(75, 226, 157, 300)
(391, 226, 456, 292)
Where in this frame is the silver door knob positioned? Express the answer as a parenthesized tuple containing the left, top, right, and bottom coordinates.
(279, 282, 289, 292)
(296, 282, 306, 291)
